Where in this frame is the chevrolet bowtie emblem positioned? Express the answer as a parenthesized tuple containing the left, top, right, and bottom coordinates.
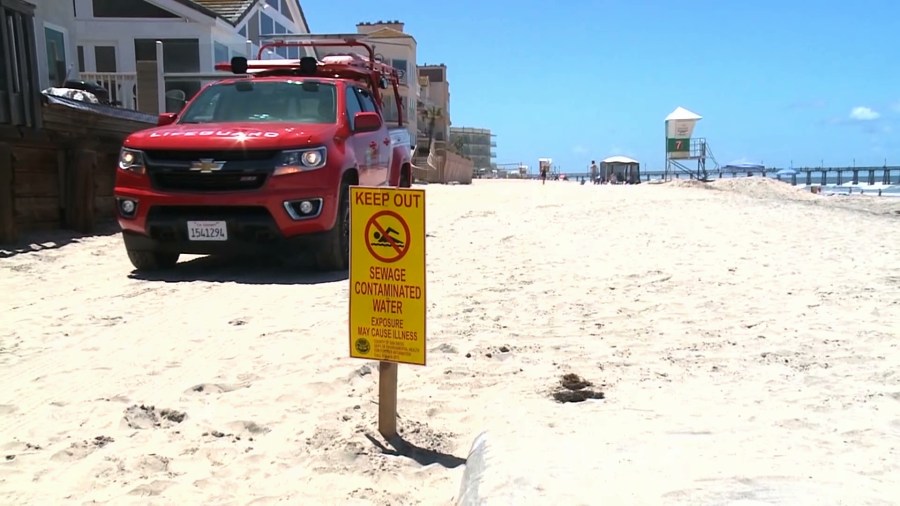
(189, 159, 225, 173)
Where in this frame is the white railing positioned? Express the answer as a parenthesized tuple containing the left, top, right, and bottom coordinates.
(79, 72, 137, 109)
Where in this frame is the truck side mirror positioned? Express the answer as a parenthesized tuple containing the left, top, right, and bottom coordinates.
(157, 112, 178, 126)
(354, 111, 382, 133)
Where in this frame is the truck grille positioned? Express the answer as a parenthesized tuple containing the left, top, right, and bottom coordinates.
(150, 171, 268, 192)
(144, 149, 276, 192)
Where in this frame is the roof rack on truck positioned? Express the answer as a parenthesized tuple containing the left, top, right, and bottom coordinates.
(212, 34, 403, 124)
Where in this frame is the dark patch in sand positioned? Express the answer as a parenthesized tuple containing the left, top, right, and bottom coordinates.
(124, 404, 186, 429)
(552, 373, 606, 403)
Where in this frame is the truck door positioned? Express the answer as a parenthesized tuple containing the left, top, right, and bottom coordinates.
(354, 87, 390, 186)
(345, 86, 379, 186)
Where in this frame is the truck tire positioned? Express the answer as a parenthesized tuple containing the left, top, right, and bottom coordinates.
(399, 165, 411, 188)
(126, 249, 179, 271)
(314, 181, 350, 271)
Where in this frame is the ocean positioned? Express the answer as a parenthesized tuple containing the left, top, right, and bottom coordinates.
(554, 171, 900, 197)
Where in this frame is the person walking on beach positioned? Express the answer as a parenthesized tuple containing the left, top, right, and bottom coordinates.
(589, 160, 599, 184)
(540, 164, 548, 185)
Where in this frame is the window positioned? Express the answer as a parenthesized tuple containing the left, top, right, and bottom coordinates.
(77, 45, 84, 72)
(238, 25, 246, 37)
(0, 14, 7, 122)
(280, 0, 294, 21)
(248, 13, 259, 42)
(345, 85, 362, 129)
(214, 41, 229, 65)
(266, 0, 279, 9)
(5, 13, 22, 94)
(355, 87, 377, 113)
(92, 0, 178, 18)
(44, 25, 67, 86)
(391, 59, 407, 84)
(94, 46, 116, 72)
(135, 38, 199, 72)
(180, 81, 337, 124)
(260, 13, 273, 36)
(1, 2, 39, 127)
(274, 22, 285, 34)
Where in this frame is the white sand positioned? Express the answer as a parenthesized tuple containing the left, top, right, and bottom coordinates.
(1, 179, 899, 505)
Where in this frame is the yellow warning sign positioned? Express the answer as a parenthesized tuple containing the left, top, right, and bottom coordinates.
(349, 186, 426, 366)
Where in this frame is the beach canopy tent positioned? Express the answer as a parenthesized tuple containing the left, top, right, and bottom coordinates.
(775, 168, 798, 177)
(600, 155, 641, 183)
(722, 163, 765, 175)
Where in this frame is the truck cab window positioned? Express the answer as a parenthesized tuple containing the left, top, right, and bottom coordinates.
(355, 87, 378, 113)
(345, 85, 363, 129)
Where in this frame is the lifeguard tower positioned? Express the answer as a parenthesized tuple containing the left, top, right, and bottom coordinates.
(664, 107, 719, 181)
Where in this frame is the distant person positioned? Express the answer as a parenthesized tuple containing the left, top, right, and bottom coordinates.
(540, 165, 548, 185)
(590, 160, 599, 184)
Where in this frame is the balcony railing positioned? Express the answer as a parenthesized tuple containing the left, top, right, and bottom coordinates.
(79, 72, 138, 109)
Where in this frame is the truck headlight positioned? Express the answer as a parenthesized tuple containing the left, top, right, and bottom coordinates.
(118, 148, 146, 174)
(274, 147, 327, 175)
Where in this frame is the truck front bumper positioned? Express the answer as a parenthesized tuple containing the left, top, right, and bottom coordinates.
(114, 183, 337, 255)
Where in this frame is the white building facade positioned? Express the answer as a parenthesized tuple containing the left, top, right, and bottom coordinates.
(34, 0, 311, 113)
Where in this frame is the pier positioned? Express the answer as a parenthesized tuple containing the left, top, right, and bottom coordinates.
(557, 166, 900, 187)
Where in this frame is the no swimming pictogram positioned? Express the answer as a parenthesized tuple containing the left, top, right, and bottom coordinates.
(365, 210, 411, 263)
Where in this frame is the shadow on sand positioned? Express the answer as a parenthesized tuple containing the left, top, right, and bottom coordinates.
(365, 432, 466, 469)
(0, 221, 121, 259)
(128, 254, 347, 285)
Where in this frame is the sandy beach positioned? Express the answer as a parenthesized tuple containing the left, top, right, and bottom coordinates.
(1, 178, 899, 505)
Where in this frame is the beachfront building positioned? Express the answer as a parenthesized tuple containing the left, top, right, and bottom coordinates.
(450, 126, 496, 171)
(354, 20, 417, 141)
(32, 0, 311, 114)
(416, 64, 450, 153)
(600, 155, 641, 184)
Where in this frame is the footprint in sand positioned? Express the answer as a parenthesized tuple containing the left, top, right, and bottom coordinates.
(128, 480, 175, 497)
(50, 436, 114, 462)
(222, 420, 271, 437)
(185, 383, 249, 395)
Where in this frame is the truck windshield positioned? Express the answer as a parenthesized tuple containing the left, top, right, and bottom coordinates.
(179, 81, 337, 124)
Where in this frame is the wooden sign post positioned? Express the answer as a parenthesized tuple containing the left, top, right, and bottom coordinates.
(348, 186, 427, 438)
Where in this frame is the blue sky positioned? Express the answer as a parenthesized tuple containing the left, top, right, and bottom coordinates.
(301, 0, 899, 172)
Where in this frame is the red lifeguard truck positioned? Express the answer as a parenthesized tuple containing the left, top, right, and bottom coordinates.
(113, 35, 412, 272)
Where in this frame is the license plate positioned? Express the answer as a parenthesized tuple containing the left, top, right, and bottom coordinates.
(187, 221, 228, 241)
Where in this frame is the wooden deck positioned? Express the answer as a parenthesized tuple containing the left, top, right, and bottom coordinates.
(0, 96, 155, 243)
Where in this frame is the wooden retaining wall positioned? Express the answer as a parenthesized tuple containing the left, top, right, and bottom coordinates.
(0, 100, 154, 244)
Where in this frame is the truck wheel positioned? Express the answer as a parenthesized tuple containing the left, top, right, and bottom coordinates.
(314, 182, 350, 271)
(399, 166, 411, 188)
(126, 249, 180, 271)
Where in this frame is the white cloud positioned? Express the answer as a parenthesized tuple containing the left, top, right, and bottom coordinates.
(849, 106, 880, 121)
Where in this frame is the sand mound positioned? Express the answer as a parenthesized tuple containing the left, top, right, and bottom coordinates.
(708, 177, 822, 201)
(667, 179, 712, 190)
(669, 177, 822, 202)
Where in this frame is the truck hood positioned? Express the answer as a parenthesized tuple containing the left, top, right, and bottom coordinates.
(125, 122, 340, 151)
